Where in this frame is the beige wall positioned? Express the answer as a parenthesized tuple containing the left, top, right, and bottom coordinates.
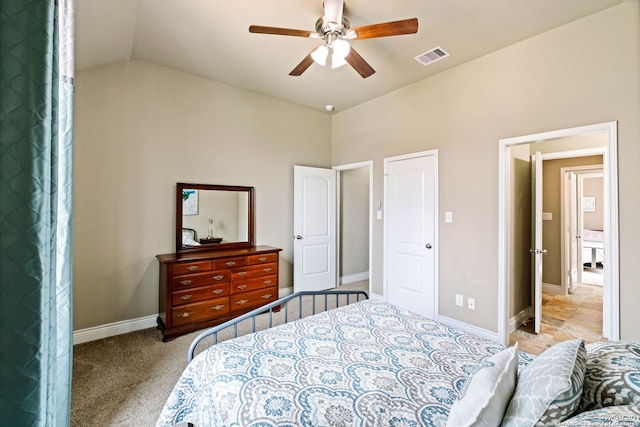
(73, 60, 330, 330)
(331, 2, 640, 337)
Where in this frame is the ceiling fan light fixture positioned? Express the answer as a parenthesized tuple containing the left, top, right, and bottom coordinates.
(331, 53, 347, 69)
(332, 38, 350, 59)
(311, 45, 329, 65)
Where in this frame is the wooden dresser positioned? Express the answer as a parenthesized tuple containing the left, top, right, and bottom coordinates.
(156, 245, 282, 341)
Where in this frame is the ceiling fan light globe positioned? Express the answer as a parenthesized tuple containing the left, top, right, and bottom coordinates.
(333, 39, 350, 59)
(331, 54, 348, 69)
(311, 45, 329, 66)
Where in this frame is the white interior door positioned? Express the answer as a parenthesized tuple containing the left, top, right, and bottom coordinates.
(293, 166, 337, 292)
(531, 152, 544, 334)
(385, 153, 436, 319)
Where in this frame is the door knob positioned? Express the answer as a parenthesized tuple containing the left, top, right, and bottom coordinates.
(295, 235, 303, 240)
(425, 243, 432, 249)
(529, 248, 548, 255)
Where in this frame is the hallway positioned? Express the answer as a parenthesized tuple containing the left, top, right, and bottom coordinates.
(509, 282, 605, 355)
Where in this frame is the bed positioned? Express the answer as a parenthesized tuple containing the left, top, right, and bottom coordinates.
(157, 291, 521, 426)
(156, 291, 640, 427)
(582, 228, 604, 268)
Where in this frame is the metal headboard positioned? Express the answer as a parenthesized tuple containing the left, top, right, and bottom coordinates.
(187, 289, 368, 363)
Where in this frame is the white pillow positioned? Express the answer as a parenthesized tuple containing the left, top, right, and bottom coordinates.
(446, 342, 519, 427)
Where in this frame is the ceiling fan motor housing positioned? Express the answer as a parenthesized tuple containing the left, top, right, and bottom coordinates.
(315, 16, 350, 40)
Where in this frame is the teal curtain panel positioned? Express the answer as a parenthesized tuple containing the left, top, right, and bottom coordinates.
(0, 0, 75, 425)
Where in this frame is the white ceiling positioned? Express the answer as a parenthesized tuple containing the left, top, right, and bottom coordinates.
(75, 0, 621, 112)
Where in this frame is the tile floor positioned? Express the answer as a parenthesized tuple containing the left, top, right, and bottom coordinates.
(509, 273, 605, 355)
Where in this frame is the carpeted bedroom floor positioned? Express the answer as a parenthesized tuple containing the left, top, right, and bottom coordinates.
(71, 281, 369, 427)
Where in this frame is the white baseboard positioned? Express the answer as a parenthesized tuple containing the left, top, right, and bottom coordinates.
(340, 271, 369, 285)
(73, 314, 158, 345)
(542, 282, 564, 295)
(509, 306, 532, 333)
(369, 292, 384, 301)
(437, 315, 500, 344)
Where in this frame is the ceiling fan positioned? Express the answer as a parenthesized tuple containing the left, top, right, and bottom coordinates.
(249, 0, 418, 78)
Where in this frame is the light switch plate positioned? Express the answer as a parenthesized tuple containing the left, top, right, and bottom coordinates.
(542, 212, 552, 221)
(445, 211, 453, 223)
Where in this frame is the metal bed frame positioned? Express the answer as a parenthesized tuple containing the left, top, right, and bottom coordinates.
(187, 290, 369, 363)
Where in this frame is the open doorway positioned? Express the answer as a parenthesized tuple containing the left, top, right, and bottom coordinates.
(334, 162, 372, 297)
(563, 167, 604, 292)
(498, 122, 619, 349)
(516, 154, 607, 354)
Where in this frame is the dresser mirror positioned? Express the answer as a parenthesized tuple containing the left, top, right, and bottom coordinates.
(176, 183, 255, 253)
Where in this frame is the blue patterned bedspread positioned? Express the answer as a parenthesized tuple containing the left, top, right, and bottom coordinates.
(156, 300, 512, 426)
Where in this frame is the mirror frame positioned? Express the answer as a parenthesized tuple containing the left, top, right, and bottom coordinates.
(176, 183, 255, 253)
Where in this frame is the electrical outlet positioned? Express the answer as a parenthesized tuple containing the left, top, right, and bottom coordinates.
(467, 298, 476, 310)
(456, 294, 464, 307)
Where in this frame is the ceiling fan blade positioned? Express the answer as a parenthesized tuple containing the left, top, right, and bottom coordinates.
(349, 18, 418, 40)
(249, 25, 312, 38)
(323, 0, 344, 24)
(289, 50, 317, 76)
(345, 47, 375, 78)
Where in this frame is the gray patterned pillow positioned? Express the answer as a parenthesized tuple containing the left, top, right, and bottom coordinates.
(501, 339, 586, 427)
(579, 341, 640, 411)
(558, 404, 640, 426)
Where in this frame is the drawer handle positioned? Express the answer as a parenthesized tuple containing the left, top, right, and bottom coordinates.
(213, 275, 225, 281)
(180, 280, 193, 286)
(211, 304, 225, 311)
(258, 257, 267, 262)
(180, 294, 193, 301)
(177, 311, 192, 318)
(238, 272, 247, 277)
(263, 268, 272, 273)
(237, 284, 247, 290)
(226, 261, 236, 267)
(263, 280, 272, 285)
(186, 266, 199, 272)
(213, 289, 223, 295)
(236, 299, 248, 306)
(261, 294, 273, 299)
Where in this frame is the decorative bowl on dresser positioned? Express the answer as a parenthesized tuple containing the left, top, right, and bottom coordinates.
(156, 246, 282, 341)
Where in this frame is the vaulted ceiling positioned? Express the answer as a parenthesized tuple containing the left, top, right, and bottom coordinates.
(75, 0, 621, 112)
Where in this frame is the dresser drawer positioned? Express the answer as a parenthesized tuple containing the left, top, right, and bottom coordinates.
(171, 297, 230, 327)
(170, 260, 212, 276)
(231, 263, 277, 280)
(171, 283, 230, 306)
(248, 253, 277, 265)
(212, 256, 247, 270)
(170, 269, 229, 289)
(230, 287, 278, 312)
(230, 275, 277, 294)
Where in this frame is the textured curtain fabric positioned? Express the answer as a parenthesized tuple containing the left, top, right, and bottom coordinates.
(0, 1, 74, 425)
